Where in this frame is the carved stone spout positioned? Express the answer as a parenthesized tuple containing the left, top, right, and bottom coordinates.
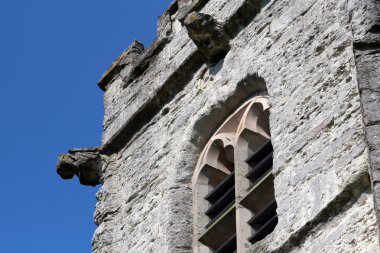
(57, 147, 103, 186)
(184, 11, 230, 64)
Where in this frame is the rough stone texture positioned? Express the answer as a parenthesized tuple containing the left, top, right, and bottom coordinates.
(100, 0, 262, 148)
(57, 0, 380, 252)
(98, 41, 144, 91)
(351, 0, 380, 235)
(284, 190, 379, 253)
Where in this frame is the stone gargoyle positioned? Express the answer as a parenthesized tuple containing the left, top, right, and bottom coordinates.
(184, 11, 231, 65)
(57, 147, 103, 186)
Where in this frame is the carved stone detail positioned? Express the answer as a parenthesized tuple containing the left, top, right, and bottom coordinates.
(184, 11, 230, 64)
(193, 96, 271, 252)
(57, 147, 103, 186)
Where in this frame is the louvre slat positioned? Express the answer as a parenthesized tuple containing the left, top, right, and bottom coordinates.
(205, 202, 235, 228)
(214, 234, 236, 253)
(205, 171, 235, 203)
(248, 200, 277, 229)
(246, 140, 272, 165)
(246, 152, 273, 182)
(205, 186, 235, 219)
(248, 215, 278, 243)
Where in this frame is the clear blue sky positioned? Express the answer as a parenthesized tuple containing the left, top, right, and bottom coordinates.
(0, 1, 172, 252)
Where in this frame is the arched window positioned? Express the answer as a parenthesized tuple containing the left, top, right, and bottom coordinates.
(192, 96, 277, 253)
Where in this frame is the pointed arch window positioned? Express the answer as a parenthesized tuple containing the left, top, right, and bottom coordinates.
(193, 96, 277, 253)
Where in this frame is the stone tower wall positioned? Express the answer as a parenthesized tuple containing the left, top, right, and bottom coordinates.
(57, 0, 380, 252)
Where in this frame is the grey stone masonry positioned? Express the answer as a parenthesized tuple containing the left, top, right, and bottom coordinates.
(352, 0, 380, 236)
(57, 0, 380, 252)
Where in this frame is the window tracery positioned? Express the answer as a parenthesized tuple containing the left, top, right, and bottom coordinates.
(193, 96, 277, 253)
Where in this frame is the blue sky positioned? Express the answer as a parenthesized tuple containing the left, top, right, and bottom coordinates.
(0, 0, 172, 252)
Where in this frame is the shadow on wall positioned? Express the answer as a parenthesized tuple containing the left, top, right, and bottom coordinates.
(191, 73, 268, 151)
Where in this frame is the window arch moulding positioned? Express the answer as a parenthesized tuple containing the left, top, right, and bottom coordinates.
(192, 96, 277, 253)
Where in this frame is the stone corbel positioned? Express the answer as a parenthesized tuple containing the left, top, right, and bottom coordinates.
(57, 147, 104, 186)
(184, 11, 230, 65)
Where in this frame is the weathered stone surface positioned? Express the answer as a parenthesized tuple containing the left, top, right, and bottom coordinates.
(57, 147, 103, 186)
(352, 0, 380, 237)
(350, 0, 380, 46)
(368, 126, 380, 152)
(362, 90, 380, 126)
(177, 0, 210, 22)
(122, 36, 173, 87)
(57, 0, 380, 252)
(284, 190, 379, 253)
(101, 0, 265, 149)
(157, 11, 173, 41)
(184, 12, 230, 64)
(98, 40, 144, 91)
(93, 0, 379, 250)
(354, 53, 380, 92)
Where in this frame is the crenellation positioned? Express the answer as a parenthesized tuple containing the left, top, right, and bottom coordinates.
(98, 40, 144, 91)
